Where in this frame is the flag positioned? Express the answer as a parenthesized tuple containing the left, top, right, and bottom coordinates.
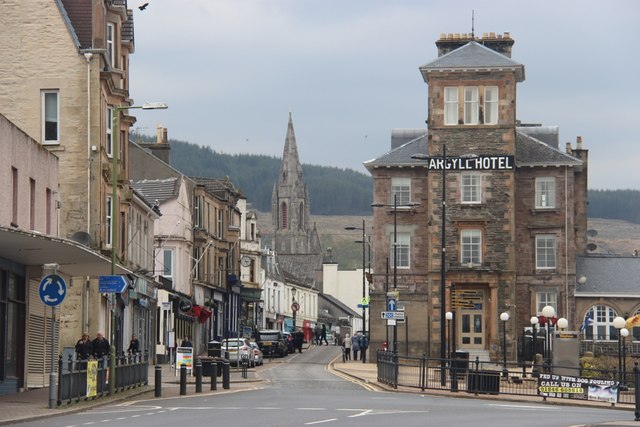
(579, 311, 594, 332)
(626, 314, 640, 329)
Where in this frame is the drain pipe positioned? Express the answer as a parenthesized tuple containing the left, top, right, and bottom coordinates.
(83, 52, 93, 333)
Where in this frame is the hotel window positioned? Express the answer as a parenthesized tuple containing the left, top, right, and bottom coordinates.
(535, 177, 556, 209)
(42, 90, 59, 144)
(106, 107, 113, 157)
(461, 172, 481, 204)
(106, 23, 115, 67)
(535, 234, 556, 269)
(105, 196, 113, 247)
(464, 87, 479, 124)
(535, 291, 557, 315)
(391, 177, 411, 206)
(484, 86, 498, 124)
(444, 87, 458, 125)
(461, 229, 482, 265)
(390, 232, 410, 268)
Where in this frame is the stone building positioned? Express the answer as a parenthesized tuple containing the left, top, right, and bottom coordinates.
(365, 32, 588, 362)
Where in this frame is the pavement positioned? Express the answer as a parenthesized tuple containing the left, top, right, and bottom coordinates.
(1, 345, 639, 426)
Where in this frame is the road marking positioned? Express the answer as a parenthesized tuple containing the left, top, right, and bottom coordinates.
(487, 404, 561, 410)
(305, 419, 338, 425)
(297, 407, 327, 410)
(348, 409, 372, 417)
(255, 407, 282, 410)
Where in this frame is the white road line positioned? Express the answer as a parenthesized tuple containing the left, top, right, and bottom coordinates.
(487, 403, 560, 410)
(348, 409, 373, 417)
(305, 419, 338, 425)
(297, 408, 327, 410)
(255, 407, 282, 410)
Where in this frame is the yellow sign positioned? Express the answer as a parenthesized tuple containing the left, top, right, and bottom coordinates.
(86, 360, 98, 398)
(361, 297, 370, 305)
(539, 386, 584, 394)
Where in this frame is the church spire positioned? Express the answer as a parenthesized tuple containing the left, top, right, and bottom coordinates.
(280, 112, 303, 184)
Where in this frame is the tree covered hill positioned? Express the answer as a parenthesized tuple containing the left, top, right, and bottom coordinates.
(132, 133, 640, 222)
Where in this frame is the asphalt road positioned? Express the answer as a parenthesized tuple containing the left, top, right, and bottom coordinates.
(22, 345, 633, 427)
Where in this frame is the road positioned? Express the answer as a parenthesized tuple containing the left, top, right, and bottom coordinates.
(23, 345, 632, 427)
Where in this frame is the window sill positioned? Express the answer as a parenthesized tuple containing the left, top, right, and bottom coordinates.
(530, 208, 558, 215)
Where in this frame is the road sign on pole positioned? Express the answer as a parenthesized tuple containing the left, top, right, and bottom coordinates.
(99, 275, 129, 293)
(387, 298, 397, 311)
(39, 274, 67, 307)
(381, 311, 405, 320)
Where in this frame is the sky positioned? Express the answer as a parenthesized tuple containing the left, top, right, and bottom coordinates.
(129, 0, 639, 190)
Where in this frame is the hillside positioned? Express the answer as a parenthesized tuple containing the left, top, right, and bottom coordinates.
(257, 213, 640, 269)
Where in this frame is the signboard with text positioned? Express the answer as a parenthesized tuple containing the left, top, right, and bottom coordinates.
(538, 373, 618, 403)
(175, 347, 193, 374)
(424, 155, 514, 171)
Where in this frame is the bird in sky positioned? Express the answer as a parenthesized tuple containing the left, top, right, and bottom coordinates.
(138, 2, 149, 11)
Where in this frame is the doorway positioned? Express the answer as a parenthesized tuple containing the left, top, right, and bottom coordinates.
(457, 289, 485, 350)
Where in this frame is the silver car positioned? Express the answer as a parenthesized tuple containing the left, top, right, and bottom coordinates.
(221, 338, 251, 366)
(249, 341, 263, 366)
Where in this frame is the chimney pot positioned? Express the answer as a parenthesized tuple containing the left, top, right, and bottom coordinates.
(576, 136, 583, 149)
(566, 142, 573, 154)
(482, 32, 488, 39)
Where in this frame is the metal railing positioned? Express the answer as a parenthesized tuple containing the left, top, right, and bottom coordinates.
(57, 353, 149, 405)
(376, 350, 637, 405)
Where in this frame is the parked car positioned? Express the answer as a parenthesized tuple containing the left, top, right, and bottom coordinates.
(249, 341, 263, 366)
(256, 329, 288, 357)
(221, 338, 251, 366)
(283, 331, 295, 354)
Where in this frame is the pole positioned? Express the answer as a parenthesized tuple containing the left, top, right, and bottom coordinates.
(393, 194, 398, 355)
(48, 306, 57, 408)
(502, 319, 508, 378)
(361, 218, 367, 363)
(618, 332, 623, 386)
(385, 258, 389, 350)
(440, 143, 447, 386)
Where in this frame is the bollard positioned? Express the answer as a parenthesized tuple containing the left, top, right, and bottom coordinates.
(634, 363, 640, 421)
(179, 363, 187, 395)
(195, 358, 202, 393)
(222, 361, 230, 390)
(155, 365, 162, 397)
(210, 361, 218, 391)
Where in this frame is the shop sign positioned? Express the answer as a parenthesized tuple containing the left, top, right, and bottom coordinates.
(538, 373, 618, 403)
(425, 155, 514, 171)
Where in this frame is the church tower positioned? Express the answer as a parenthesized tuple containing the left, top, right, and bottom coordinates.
(271, 114, 323, 286)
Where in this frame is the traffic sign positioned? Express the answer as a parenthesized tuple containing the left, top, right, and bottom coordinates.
(291, 302, 300, 312)
(381, 311, 405, 320)
(39, 274, 67, 307)
(361, 296, 370, 305)
(387, 298, 397, 311)
(99, 275, 129, 293)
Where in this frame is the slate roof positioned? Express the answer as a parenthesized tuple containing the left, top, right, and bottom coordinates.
(516, 125, 559, 149)
(58, 0, 88, 49)
(575, 255, 640, 296)
(515, 131, 582, 168)
(363, 133, 428, 170)
(130, 177, 180, 205)
(132, 187, 162, 215)
(193, 177, 243, 201)
(319, 293, 361, 319)
(420, 41, 525, 82)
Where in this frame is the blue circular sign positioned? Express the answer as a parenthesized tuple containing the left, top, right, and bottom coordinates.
(39, 274, 67, 307)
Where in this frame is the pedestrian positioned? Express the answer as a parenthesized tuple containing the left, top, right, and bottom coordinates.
(352, 333, 361, 361)
(180, 335, 192, 347)
(294, 329, 304, 353)
(75, 332, 93, 360)
(360, 333, 369, 361)
(314, 324, 321, 345)
(343, 333, 352, 361)
(127, 334, 140, 354)
(92, 331, 110, 360)
(321, 324, 328, 345)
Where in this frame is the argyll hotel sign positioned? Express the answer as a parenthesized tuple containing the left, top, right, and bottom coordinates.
(425, 155, 514, 171)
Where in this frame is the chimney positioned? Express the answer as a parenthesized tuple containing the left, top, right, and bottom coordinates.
(156, 125, 168, 144)
(435, 31, 514, 57)
(565, 142, 573, 155)
(576, 136, 583, 150)
(140, 125, 171, 164)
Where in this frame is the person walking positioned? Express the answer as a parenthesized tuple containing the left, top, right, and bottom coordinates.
(75, 332, 93, 360)
(92, 331, 110, 360)
(351, 333, 361, 361)
(180, 335, 192, 347)
(294, 329, 304, 353)
(321, 324, 329, 345)
(314, 324, 322, 345)
(343, 333, 352, 361)
(127, 334, 140, 354)
(360, 333, 369, 362)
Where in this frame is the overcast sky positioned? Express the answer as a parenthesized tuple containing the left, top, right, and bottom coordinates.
(129, 0, 639, 190)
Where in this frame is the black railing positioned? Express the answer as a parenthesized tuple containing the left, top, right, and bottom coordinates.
(376, 350, 637, 404)
(57, 353, 148, 405)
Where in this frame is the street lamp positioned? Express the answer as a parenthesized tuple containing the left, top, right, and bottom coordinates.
(371, 196, 419, 356)
(445, 311, 453, 359)
(530, 316, 539, 375)
(110, 101, 167, 395)
(613, 316, 626, 387)
(556, 317, 568, 330)
(541, 305, 556, 367)
(500, 312, 509, 378)
(345, 219, 368, 363)
(621, 327, 629, 389)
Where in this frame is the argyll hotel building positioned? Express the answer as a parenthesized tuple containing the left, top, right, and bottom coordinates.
(365, 32, 588, 362)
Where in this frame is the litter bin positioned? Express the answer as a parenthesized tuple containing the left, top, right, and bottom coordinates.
(208, 340, 222, 358)
(451, 351, 469, 375)
(467, 371, 500, 394)
(201, 357, 214, 376)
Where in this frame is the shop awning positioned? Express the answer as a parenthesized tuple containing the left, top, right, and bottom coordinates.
(240, 287, 263, 302)
(0, 226, 132, 276)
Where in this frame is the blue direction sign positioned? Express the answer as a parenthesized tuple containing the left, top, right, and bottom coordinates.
(99, 275, 129, 293)
(39, 274, 67, 307)
(388, 298, 397, 311)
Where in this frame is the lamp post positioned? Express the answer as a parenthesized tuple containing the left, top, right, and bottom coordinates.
(541, 305, 556, 367)
(291, 288, 297, 333)
(445, 311, 453, 359)
(500, 312, 509, 378)
(371, 196, 418, 355)
(613, 316, 626, 386)
(530, 316, 539, 374)
(621, 327, 629, 389)
(110, 102, 167, 395)
(345, 219, 368, 363)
